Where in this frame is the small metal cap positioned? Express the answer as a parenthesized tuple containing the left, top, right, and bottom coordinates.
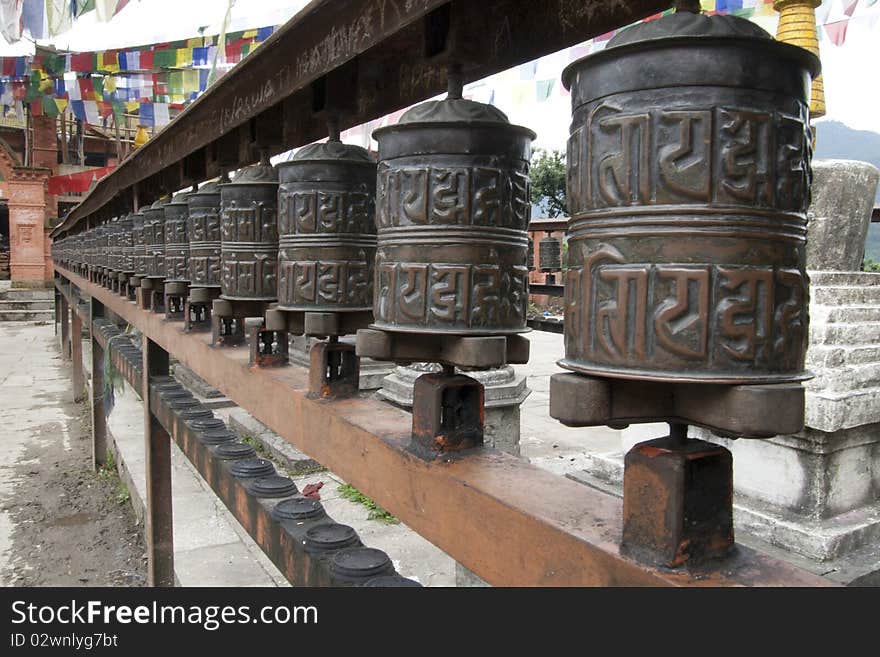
(167, 397, 202, 410)
(271, 497, 326, 522)
(198, 429, 237, 446)
(180, 408, 214, 422)
(362, 574, 422, 588)
(330, 547, 393, 580)
(190, 418, 226, 432)
(304, 523, 359, 552)
(229, 457, 275, 479)
(214, 442, 257, 460)
(247, 475, 298, 498)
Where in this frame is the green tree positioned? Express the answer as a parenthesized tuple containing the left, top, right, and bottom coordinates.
(530, 149, 567, 218)
(864, 258, 880, 273)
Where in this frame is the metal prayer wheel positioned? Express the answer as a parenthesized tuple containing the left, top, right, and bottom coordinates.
(560, 11, 819, 384)
(370, 92, 534, 342)
(132, 211, 147, 278)
(219, 159, 279, 302)
(187, 179, 223, 290)
(163, 191, 192, 283)
(119, 213, 135, 276)
(105, 218, 118, 276)
(539, 235, 561, 272)
(527, 237, 535, 272)
(142, 198, 169, 280)
(274, 138, 377, 331)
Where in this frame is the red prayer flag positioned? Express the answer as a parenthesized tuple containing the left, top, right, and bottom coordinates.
(71, 52, 93, 72)
(139, 49, 154, 71)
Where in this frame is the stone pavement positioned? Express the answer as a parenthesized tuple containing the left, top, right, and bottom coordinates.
(0, 321, 80, 580)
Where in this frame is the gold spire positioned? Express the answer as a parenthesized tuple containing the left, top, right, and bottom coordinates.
(773, 0, 825, 118)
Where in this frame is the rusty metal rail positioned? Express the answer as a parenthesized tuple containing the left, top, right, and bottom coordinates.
(54, 265, 832, 586)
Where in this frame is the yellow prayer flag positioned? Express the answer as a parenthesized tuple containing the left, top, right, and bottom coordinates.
(125, 101, 139, 113)
(55, 98, 69, 114)
(176, 48, 193, 68)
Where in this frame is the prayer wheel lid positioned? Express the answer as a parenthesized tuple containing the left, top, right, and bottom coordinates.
(398, 97, 512, 125)
(608, 11, 773, 47)
(375, 96, 536, 140)
(148, 197, 169, 210)
(191, 178, 223, 196)
(225, 160, 277, 185)
(284, 139, 373, 164)
(563, 10, 820, 88)
(169, 190, 193, 205)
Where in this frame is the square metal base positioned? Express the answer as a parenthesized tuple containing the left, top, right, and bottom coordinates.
(621, 435, 734, 568)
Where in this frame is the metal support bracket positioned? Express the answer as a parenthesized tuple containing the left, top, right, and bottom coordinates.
(163, 282, 188, 321)
(247, 318, 289, 368)
(621, 424, 734, 569)
(411, 371, 484, 456)
(356, 328, 529, 369)
(549, 373, 805, 438)
(308, 340, 359, 399)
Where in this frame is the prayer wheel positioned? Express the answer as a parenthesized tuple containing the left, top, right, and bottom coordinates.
(164, 190, 192, 283)
(220, 159, 279, 302)
(142, 198, 169, 280)
(275, 138, 377, 327)
(187, 179, 223, 291)
(560, 11, 819, 384)
(370, 86, 534, 342)
(132, 210, 147, 278)
(539, 235, 561, 272)
(119, 213, 135, 278)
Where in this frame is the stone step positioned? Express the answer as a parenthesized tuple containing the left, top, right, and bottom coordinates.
(825, 305, 880, 323)
(808, 361, 880, 393)
(809, 271, 880, 287)
(808, 344, 880, 369)
(0, 310, 54, 322)
(812, 285, 880, 307)
(812, 322, 880, 345)
(0, 288, 53, 301)
(0, 299, 54, 311)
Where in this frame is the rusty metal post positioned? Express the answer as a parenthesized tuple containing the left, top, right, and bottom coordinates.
(59, 293, 70, 360)
(142, 335, 175, 587)
(70, 304, 84, 403)
(90, 298, 107, 470)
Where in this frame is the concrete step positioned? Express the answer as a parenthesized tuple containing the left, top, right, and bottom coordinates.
(812, 322, 880, 345)
(0, 310, 53, 322)
(0, 300, 54, 311)
(810, 271, 880, 287)
(0, 288, 53, 301)
(809, 361, 880, 393)
(825, 305, 880, 323)
(812, 285, 880, 307)
(808, 344, 880, 369)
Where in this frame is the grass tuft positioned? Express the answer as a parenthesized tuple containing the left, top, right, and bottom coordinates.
(338, 484, 399, 524)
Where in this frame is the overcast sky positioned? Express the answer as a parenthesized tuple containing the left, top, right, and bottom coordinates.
(0, 0, 876, 145)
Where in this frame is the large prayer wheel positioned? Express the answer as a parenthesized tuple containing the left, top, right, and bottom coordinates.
(187, 179, 223, 290)
(371, 94, 534, 337)
(220, 160, 279, 301)
(142, 199, 169, 280)
(164, 191, 192, 283)
(275, 139, 376, 317)
(560, 11, 819, 383)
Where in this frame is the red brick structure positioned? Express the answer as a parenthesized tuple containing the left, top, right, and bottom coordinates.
(0, 115, 57, 284)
